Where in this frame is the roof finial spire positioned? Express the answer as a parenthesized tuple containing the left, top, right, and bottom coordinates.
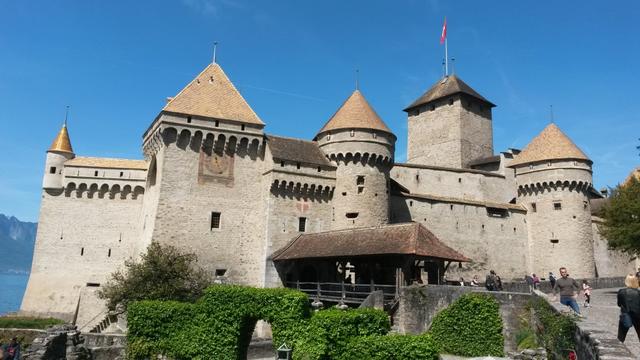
(212, 41, 218, 64)
(549, 105, 554, 123)
(355, 68, 359, 91)
(64, 105, 70, 127)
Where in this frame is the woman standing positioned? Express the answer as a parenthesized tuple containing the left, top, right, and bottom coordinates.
(617, 274, 640, 343)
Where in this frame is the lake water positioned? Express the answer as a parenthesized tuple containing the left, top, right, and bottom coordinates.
(0, 273, 29, 315)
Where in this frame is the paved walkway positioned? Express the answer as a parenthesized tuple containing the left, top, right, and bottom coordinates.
(550, 288, 640, 357)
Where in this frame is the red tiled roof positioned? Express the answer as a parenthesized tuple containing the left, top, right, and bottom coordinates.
(272, 222, 470, 262)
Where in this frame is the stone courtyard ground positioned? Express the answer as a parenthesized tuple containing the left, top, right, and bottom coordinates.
(553, 288, 640, 357)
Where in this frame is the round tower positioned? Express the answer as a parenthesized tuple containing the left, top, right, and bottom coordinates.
(509, 123, 595, 278)
(43, 123, 75, 189)
(315, 90, 396, 230)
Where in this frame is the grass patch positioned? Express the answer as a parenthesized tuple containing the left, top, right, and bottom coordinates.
(0, 316, 65, 329)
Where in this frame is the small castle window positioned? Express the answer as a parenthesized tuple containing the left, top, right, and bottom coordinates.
(317, 167, 321, 172)
(94, 171, 99, 177)
(553, 202, 562, 211)
(583, 201, 588, 209)
(280, 161, 285, 167)
(531, 203, 537, 212)
(356, 176, 365, 185)
(187, 116, 192, 123)
(357, 187, 364, 194)
(86, 283, 100, 287)
(513, 227, 517, 233)
(449, 98, 454, 105)
(80, 247, 84, 256)
(450, 205, 454, 211)
(49, 166, 57, 174)
(327, 133, 331, 140)
(481, 224, 485, 230)
(550, 239, 559, 244)
(120, 172, 124, 177)
(409, 200, 413, 207)
(372, 132, 377, 139)
(241, 124, 245, 131)
(215, 269, 227, 277)
(458, 177, 462, 183)
(350, 129, 355, 137)
(346, 212, 359, 219)
(211, 212, 221, 229)
(430, 105, 435, 111)
(529, 164, 534, 170)
(416, 174, 419, 181)
(547, 161, 552, 167)
(342, 192, 347, 196)
(487, 207, 508, 218)
(296, 162, 301, 169)
(298, 217, 307, 232)
(108, 248, 111, 257)
(215, 120, 220, 127)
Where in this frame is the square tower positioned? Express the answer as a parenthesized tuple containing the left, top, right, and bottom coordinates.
(404, 75, 495, 168)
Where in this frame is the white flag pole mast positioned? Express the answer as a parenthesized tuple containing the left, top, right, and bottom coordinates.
(445, 37, 449, 76)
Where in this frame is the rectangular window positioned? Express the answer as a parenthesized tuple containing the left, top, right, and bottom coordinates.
(120, 171, 124, 177)
(94, 171, 99, 176)
(211, 212, 221, 229)
(49, 166, 57, 174)
(298, 217, 307, 232)
(356, 176, 365, 185)
(553, 202, 562, 211)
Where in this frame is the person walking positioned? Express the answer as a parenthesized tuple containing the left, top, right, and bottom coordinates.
(549, 271, 557, 290)
(485, 270, 497, 291)
(552, 267, 581, 315)
(582, 280, 592, 308)
(617, 274, 640, 343)
(532, 273, 540, 290)
(525, 274, 534, 292)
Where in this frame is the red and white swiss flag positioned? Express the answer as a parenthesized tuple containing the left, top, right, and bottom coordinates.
(440, 17, 447, 44)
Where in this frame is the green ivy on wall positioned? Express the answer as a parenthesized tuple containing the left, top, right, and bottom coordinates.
(429, 293, 504, 357)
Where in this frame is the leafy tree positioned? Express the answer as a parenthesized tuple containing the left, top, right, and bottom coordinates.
(601, 176, 640, 254)
(98, 242, 212, 310)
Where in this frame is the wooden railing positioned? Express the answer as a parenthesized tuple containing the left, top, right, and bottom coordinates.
(284, 281, 398, 305)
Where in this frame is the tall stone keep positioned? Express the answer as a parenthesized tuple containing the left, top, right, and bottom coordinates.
(140, 62, 269, 286)
(43, 123, 75, 189)
(404, 75, 495, 168)
(509, 123, 596, 278)
(315, 90, 395, 230)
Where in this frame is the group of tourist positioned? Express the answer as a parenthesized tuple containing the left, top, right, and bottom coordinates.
(0, 337, 21, 360)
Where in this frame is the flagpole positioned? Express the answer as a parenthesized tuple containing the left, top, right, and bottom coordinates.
(445, 37, 449, 76)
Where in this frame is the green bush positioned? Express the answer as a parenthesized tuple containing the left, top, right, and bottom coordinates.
(429, 293, 504, 357)
(0, 316, 64, 329)
(337, 333, 439, 360)
(293, 308, 389, 359)
(530, 298, 576, 357)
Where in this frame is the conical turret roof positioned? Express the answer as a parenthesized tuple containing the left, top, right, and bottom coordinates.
(48, 124, 73, 154)
(316, 90, 393, 136)
(509, 123, 590, 167)
(404, 74, 495, 111)
(163, 63, 263, 125)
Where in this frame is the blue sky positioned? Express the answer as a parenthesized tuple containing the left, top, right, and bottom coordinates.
(1, 1, 638, 222)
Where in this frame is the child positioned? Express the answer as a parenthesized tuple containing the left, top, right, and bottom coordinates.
(582, 280, 592, 307)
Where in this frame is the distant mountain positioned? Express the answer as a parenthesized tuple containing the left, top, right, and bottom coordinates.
(0, 214, 37, 273)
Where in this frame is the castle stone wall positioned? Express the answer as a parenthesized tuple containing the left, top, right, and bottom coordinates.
(591, 218, 636, 277)
(515, 160, 596, 278)
(391, 194, 529, 281)
(149, 119, 268, 287)
(392, 163, 515, 203)
(21, 188, 143, 320)
(407, 95, 493, 168)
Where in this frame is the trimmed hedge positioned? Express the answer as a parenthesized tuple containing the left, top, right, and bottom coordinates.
(128, 285, 392, 360)
(337, 333, 439, 360)
(293, 308, 390, 359)
(128, 286, 504, 359)
(429, 293, 504, 357)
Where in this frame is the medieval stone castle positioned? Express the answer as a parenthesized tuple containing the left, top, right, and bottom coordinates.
(21, 60, 634, 326)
